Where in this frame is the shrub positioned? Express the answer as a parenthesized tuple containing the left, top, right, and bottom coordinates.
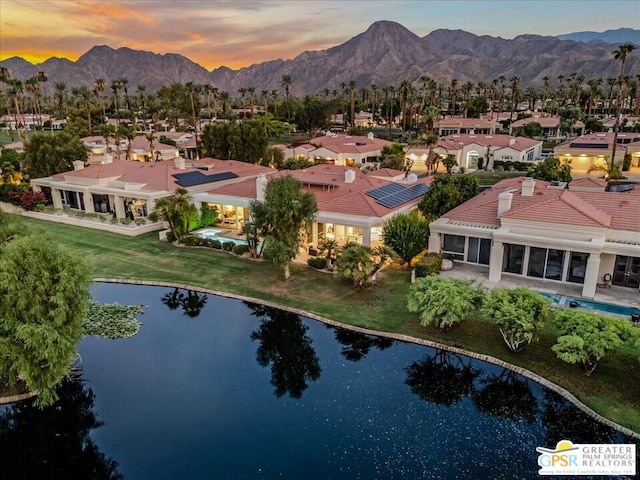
(120, 217, 132, 225)
(414, 253, 443, 277)
(210, 239, 222, 249)
(222, 241, 235, 252)
(165, 231, 177, 243)
(148, 211, 159, 222)
(134, 217, 146, 226)
(110, 217, 119, 225)
(184, 235, 200, 246)
(308, 257, 327, 270)
(233, 244, 249, 255)
(9, 190, 47, 211)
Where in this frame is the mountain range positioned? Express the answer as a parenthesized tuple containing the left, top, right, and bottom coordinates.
(1, 22, 638, 96)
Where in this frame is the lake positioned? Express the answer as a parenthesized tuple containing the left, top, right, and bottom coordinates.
(0, 282, 637, 479)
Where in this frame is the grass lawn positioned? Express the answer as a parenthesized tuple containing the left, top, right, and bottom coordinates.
(16, 216, 640, 434)
(469, 171, 525, 185)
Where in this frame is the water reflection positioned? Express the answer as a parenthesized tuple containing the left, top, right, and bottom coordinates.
(331, 326, 394, 362)
(0, 372, 121, 480)
(161, 288, 208, 318)
(246, 303, 321, 398)
(405, 349, 481, 406)
(472, 369, 538, 423)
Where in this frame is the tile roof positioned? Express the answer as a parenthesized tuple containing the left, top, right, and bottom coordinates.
(307, 134, 392, 155)
(442, 176, 640, 232)
(207, 164, 433, 219)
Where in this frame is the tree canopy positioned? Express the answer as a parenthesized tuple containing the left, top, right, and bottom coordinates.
(551, 309, 638, 376)
(481, 287, 550, 352)
(382, 212, 429, 264)
(250, 175, 317, 279)
(418, 174, 478, 219)
(200, 120, 269, 164)
(23, 131, 88, 179)
(527, 157, 572, 183)
(0, 227, 92, 406)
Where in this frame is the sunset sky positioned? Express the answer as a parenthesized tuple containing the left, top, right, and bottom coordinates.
(1, 0, 637, 71)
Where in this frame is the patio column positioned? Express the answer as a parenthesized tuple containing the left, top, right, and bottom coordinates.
(83, 192, 95, 213)
(51, 189, 63, 210)
(311, 223, 318, 245)
(488, 240, 504, 282)
(147, 198, 156, 214)
(582, 253, 601, 299)
(428, 232, 441, 253)
(113, 195, 126, 219)
(362, 227, 372, 247)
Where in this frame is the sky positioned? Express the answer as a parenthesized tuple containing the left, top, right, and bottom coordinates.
(1, 0, 638, 70)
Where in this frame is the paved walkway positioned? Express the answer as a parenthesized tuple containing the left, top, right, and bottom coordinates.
(439, 262, 640, 310)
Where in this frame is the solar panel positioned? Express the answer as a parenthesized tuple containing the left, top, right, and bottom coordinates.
(568, 143, 608, 149)
(173, 171, 238, 187)
(364, 183, 428, 208)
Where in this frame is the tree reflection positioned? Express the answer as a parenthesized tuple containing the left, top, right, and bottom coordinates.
(332, 327, 394, 362)
(472, 369, 538, 423)
(247, 303, 321, 399)
(541, 390, 617, 445)
(405, 350, 480, 407)
(0, 372, 122, 480)
(161, 288, 208, 318)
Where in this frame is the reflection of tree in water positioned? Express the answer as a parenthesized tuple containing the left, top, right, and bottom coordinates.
(332, 327, 394, 362)
(405, 350, 480, 407)
(247, 303, 321, 399)
(0, 372, 122, 480)
(161, 288, 208, 318)
(472, 369, 537, 423)
(541, 390, 618, 445)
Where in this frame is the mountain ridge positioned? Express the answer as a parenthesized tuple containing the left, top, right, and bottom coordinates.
(1, 22, 638, 95)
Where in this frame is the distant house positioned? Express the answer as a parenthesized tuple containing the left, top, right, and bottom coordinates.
(279, 133, 392, 167)
(405, 134, 542, 172)
(428, 176, 640, 298)
(433, 117, 500, 136)
(553, 132, 639, 174)
(509, 115, 585, 143)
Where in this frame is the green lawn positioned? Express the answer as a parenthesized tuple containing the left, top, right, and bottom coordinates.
(17, 216, 640, 433)
(469, 171, 525, 185)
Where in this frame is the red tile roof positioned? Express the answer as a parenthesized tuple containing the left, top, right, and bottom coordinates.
(442, 177, 640, 232)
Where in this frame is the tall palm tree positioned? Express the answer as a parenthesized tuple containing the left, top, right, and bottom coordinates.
(541, 76, 550, 114)
(509, 76, 520, 121)
(248, 86, 256, 117)
(449, 78, 458, 116)
(119, 77, 130, 112)
(25, 77, 42, 127)
(110, 80, 122, 123)
(37, 71, 48, 115)
(72, 86, 96, 135)
(93, 78, 107, 122)
(348, 80, 357, 131)
(54, 82, 67, 117)
(610, 43, 637, 171)
(6, 79, 28, 146)
(281, 74, 292, 120)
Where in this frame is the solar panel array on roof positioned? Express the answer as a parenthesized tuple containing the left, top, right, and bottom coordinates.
(172, 171, 238, 187)
(569, 143, 609, 149)
(365, 183, 428, 208)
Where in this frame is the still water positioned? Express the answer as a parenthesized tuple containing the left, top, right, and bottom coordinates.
(1, 283, 637, 479)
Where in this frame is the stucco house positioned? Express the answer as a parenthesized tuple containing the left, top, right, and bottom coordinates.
(433, 117, 500, 136)
(428, 176, 640, 298)
(279, 133, 392, 167)
(508, 115, 585, 143)
(192, 164, 432, 248)
(405, 134, 542, 172)
(553, 132, 638, 174)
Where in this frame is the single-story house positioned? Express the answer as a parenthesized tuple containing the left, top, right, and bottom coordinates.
(279, 133, 392, 167)
(508, 116, 585, 143)
(553, 132, 639, 174)
(192, 164, 433, 248)
(434, 117, 500, 136)
(405, 134, 543, 172)
(428, 176, 640, 298)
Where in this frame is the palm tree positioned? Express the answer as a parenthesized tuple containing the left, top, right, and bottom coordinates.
(348, 80, 357, 132)
(119, 77, 130, 112)
(6, 79, 28, 147)
(37, 71, 48, 116)
(449, 78, 458, 116)
(610, 43, 637, 173)
(541, 76, 550, 114)
(111, 80, 122, 123)
(248, 86, 256, 117)
(54, 82, 67, 117)
(25, 77, 42, 128)
(72, 86, 96, 135)
(281, 74, 292, 120)
(93, 78, 107, 122)
(319, 238, 339, 270)
(509, 76, 520, 121)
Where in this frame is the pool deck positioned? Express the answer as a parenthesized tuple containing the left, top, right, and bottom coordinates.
(439, 263, 640, 312)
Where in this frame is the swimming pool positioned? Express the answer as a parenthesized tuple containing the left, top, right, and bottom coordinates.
(195, 227, 249, 246)
(540, 293, 640, 319)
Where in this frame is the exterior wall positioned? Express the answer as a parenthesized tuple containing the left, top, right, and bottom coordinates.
(553, 147, 627, 174)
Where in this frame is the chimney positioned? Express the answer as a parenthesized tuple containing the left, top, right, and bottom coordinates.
(521, 177, 535, 196)
(256, 173, 267, 201)
(73, 160, 85, 171)
(406, 173, 418, 183)
(497, 192, 513, 216)
(345, 170, 356, 183)
(509, 138, 516, 146)
(367, 132, 374, 141)
(174, 157, 186, 170)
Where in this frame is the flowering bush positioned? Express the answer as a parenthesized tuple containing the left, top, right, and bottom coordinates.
(10, 190, 48, 211)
